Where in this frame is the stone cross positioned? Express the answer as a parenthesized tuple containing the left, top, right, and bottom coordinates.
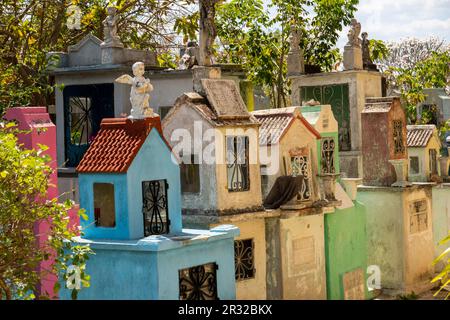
(102, 6, 123, 48)
(199, 0, 220, 66)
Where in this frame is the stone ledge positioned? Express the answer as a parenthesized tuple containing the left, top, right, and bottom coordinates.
(69, 225, 239, 252)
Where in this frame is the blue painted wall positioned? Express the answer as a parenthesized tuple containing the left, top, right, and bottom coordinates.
(78, 173, 128, 239)
(59, 234, 237, 300)
(78, 128, 182, 240)
(127, 128, 182, 238)
(156, 237, 236, 299)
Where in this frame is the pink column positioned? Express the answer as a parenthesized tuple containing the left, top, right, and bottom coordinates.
(4, 107, 79, 299)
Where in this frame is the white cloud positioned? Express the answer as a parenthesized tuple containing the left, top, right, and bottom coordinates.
(337, 0, 450, 48)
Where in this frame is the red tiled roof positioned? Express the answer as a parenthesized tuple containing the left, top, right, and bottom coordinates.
(407, 125, 436, 148)
(252, 107, 321, 145)
(77, 117, 166, 173)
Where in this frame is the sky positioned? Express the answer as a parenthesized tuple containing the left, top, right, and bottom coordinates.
(336, 0, 450, 48)
(263, 0, 450, 48)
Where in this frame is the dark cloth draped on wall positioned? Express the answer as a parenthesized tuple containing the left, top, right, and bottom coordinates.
(263, 175, 303, 209)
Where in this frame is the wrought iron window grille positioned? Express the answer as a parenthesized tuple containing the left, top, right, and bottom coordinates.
(226, 136, 250, 192)
(291, 156, 311, 201)
(142, 180, 170, 236)
(179, 263, 219, 300)
(393, 120, 405, 154)
(321, 137, 336, 174)
(234, 239, 255, 281)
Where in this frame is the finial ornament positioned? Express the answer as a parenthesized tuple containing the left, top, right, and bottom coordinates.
(346, 18, 362, 47)
(102, 6, 123, 47)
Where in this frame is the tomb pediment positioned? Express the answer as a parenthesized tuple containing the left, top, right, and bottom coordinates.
(68, 34, 102, 67)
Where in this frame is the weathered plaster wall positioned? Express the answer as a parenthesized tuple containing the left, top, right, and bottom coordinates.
(357, 185, 435, 294)
(431, 185, 450, 271)
(162, 104, 218, 212)
(59, 234, 237, 300)
(357, 188, 405, 290)
(324, 200, 368, 300)
(225, 219, 267, 300)
(403, 186, 434, 292)
(215, 125, 263, 212)
(265, 216, 283, 299)
(361, 99, 407, 187)
(290, 71, 382, 179)
(279, 213, 326, 299)
(280, 118, 320, 202)
(409, 136, 442, 181)
(408, 148, 426, 182)
(156, 237, 237, 299)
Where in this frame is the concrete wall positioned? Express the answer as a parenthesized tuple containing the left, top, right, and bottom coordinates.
(261, 118, 320, 202)
(215, 125, 263, 212)
(357, 185, 435, 294)
(59, 235, 237, 300)
(431, 184, 450, 272)
(228, 219, 267, 300)
(128, 128, 183, 236)
(403, 186, 435, 292)
(324, 199, 368, 300)
(279, 212, 326, 299)
(162, 104, 218, 212)
(265, 216, 283, 299)
(408, 148, 426, 182)
(290, 70, 382, 178)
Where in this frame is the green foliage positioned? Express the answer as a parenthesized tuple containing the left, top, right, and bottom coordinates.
(0, 0, 196, 113)
(207, 0, 358, 108)
(0, 122, 93, 299)
(432, 234, 450, 299)
(368, 39, 389, 62)
(388, 51, 450, 123)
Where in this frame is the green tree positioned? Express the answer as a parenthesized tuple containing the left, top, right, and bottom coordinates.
(386, 51, 450, 124)
(0, 0, 196, 113)
(175, 0, 359, 108)
(0, 122, 93, 300)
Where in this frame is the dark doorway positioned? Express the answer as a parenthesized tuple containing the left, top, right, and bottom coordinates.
(63, 84, 114, 167)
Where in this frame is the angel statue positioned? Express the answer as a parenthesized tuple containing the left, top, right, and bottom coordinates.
(102, 6, 122, 47)
(346, 18, 362, 47)
(115, 62, 157, 119)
